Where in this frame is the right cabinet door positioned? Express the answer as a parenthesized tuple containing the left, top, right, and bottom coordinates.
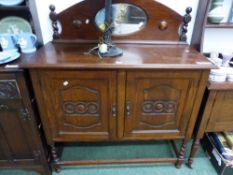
(124, 71, 201, 139)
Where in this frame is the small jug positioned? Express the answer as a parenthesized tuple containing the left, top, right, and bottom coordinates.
(0, 33, 18, 53)
(17, 33, 37, 53)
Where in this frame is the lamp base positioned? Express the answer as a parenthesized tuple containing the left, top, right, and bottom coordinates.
(92, 46, 123, 57)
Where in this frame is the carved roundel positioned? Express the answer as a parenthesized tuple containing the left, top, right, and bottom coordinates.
(87, 102, 98, 114)
(63, 101, 99, 116)
(165, 101, 176, 113)
(63, 102, 76, 114)
(154, 101, 164, 113)
(142, 101, 153, 113)
(142, 100, 177, 115)
(76, 102, 87, 114)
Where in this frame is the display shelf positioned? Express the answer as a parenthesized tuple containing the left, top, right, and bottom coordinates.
(191, 0, 233, 52)
(205, 23, 233, 28)
(0, 0, 35, 35)
(0, 6, 29, 11)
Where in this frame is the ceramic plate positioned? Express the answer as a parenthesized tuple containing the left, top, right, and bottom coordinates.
(0, 52, 11, 62)
(0, 52, 20, 64)
(0, 0, 24, 6)
(0, 16, 32, 34)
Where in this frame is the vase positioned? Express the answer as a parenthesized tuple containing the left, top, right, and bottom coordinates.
(207, 0, 224, 24)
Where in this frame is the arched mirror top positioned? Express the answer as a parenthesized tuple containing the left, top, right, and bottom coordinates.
(49, 0, 192, 43)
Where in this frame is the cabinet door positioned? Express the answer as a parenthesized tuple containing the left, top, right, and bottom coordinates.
(35, 70, 117, 141)
(124, 71, 201, 139)
(0, 76, 39, 161)
(206, 91, 233, 131)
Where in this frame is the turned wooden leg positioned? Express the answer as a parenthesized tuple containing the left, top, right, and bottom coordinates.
(188, 138, 200, 168)
(175, 140, 188, 168)
(50, 144, 61, 173)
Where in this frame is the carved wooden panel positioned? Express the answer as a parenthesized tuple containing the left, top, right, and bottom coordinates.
(62, 86, 100, 117)
(36, 70, 117, 141)
(0, 80, 21, 99)
(141, 85, 180, 116)
(206, 91, 233, 132)
(61, 85, 101, 129)
(0, 109, 33, 159)
(124, 71, 200, 139)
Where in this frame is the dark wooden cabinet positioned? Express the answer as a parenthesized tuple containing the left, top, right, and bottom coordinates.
(0, 70, 50, 175)
(205, 90, 233, 132)
(8, 0, 214, 171)
(188, 81, 233, 168)
(28, 55, 211, 169)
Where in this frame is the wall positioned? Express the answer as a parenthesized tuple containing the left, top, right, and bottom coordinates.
(32, 0, 199, 44)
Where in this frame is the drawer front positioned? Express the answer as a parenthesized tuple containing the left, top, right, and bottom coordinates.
(34, 70, 117, 142)
(124, 71, 201, 139)
(206, 91, 233, 132)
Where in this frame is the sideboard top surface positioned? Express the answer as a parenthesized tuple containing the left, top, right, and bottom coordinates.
(2, 42, 215, 70)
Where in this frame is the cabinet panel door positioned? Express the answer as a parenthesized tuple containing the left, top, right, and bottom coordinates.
(124, 71, 200, 139)
(0, 73, 47, 163)
(0, 76, 37, 161)
(0, 107, 34, 160)
(37, 70, 117, 141)
(206, 91, 233, 131)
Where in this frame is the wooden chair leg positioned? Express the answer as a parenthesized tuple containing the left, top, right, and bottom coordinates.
(175, 140, 188, 168)
(188, 138, 200, 168)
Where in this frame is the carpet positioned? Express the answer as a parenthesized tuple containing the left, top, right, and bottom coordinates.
(0, 140, 217, 175)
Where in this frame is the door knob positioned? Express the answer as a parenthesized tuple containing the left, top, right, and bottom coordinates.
(63, 80, 69, 87)
(112, 104, 117, 117)
(125, 102, 131, 117)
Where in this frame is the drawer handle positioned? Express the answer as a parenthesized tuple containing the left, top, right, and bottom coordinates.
(0, 104, 8, 110)
(63, 80, 69, 87)
(112, 104, 117, 117)
(125, 102, 131, 117)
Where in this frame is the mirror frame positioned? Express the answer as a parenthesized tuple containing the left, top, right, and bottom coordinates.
(49, 0, 191, 43)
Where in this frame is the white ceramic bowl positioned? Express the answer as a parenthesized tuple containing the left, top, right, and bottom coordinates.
(209, 68, 227, 82)
(227, 68, 233, 82)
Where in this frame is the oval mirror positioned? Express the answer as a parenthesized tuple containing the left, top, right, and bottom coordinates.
(95, 3, 147, 35)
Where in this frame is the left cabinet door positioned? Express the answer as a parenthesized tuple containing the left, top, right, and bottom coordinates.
(0, 73, 42, 162)
(31, 70, 117, 142)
